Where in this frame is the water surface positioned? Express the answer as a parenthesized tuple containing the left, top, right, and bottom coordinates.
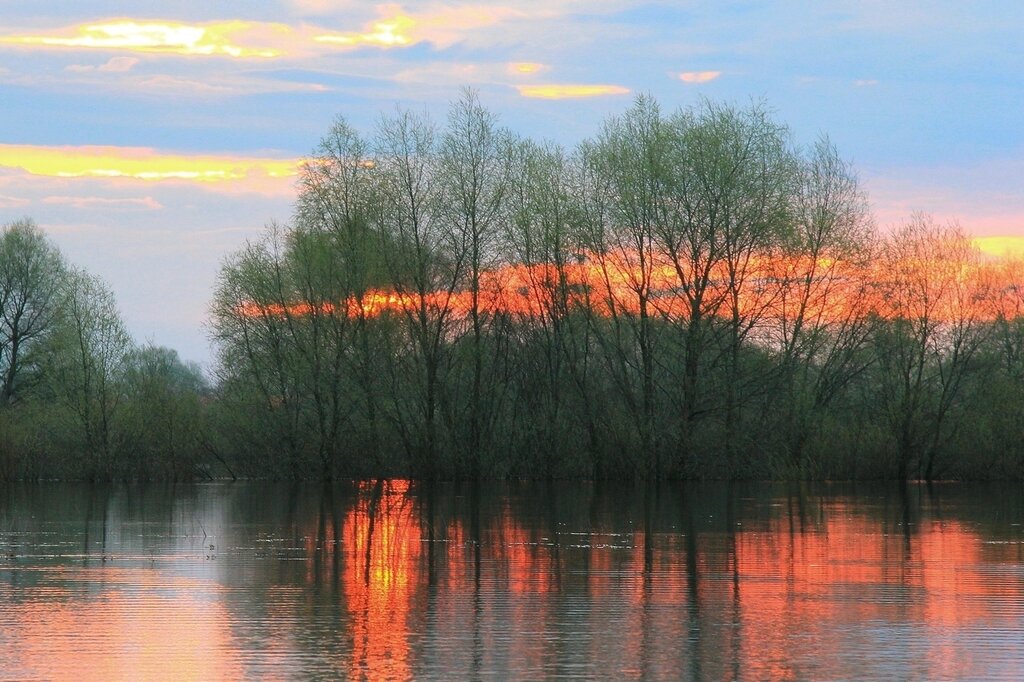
(2, 481, 1024, 679)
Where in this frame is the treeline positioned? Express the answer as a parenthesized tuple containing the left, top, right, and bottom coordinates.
(5, 94, 1024, 481)
(207, 92, 1024, 481)
(0, 219, 208, 480)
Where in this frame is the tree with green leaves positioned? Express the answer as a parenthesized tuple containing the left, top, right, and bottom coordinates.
(0, 219, 66, 406)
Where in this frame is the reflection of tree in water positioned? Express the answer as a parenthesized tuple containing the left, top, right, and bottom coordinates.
(6, 482, 1024, 678)
(343, 479, 420, 680)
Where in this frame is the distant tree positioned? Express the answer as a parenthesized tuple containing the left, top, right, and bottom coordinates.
(121, 344, 207, 478)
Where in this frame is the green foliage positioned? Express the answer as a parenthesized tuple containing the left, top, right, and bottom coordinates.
(0, 221, 208, 481)
(8, 95, 1022, 482)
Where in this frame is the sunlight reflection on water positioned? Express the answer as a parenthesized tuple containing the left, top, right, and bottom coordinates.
(3, 481, 1024, 680)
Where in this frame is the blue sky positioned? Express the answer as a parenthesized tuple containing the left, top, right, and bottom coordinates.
(1, 1, 1022, 365)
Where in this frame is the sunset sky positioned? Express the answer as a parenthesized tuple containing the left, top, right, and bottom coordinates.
(1, 1, 1022, 365)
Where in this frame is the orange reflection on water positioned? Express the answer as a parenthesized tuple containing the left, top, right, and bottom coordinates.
(718, 504, 1024, 680)
(341, 480, 422, 681)
(0, 568, 244, 680)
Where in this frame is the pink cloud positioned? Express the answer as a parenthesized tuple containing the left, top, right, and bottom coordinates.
(0, 193, 30, 209)
(42, 195, 163, 210)
(678, 71, 721, 84)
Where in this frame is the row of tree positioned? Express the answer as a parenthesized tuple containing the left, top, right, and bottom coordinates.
(0, 219, 208, 480)
(207, 92, 1024, 481)
(5, 93, 1023, 481)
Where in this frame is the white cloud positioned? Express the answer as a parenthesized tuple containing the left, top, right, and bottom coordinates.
(66, 56, 140, 73)
(99, 56, 140, 72)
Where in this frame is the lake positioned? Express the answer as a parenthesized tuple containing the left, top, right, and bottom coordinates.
(2, 480, 1024, 679)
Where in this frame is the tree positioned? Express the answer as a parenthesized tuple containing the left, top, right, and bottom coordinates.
(579, 95, 667, 475)
(870, 216, 991, 480)
(210, 226, 309, 476)
(437, 89, 514, 475)
(767, 138, 875, 472)
(47, 267, 132, 477)
(0, 219, 65, 406)
(121, 344, 207, 479)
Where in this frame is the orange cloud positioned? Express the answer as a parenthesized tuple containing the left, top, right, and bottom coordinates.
(678, 70, 721, 84)
(516, 83, 629, 99)
(0, 20, 286, 57)
(0, 144, 299, 183)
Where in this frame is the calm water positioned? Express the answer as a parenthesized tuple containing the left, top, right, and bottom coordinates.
(2, 481, 1024, 680)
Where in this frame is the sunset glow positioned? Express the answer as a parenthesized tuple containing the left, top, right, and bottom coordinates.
(974, 235, 1024, 259)
(236, 245, 1019, 328)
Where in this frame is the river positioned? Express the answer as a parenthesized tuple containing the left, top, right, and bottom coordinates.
(2, 480, 1024, 679)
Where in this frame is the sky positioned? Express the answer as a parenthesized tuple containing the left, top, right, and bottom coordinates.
(1, 1, 1023, 366)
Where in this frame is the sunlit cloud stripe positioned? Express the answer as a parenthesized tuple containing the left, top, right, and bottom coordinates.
(0, 144, 300, 183)
(0, 20, 288, 57)
(516, 84, 630, 99)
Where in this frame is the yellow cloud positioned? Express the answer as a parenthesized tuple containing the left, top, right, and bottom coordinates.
(974, 236, 1024, 259)
(0, 144, 299, 183)
(678, 71, 721, 84)
(315, 5, 524, 50)
(315, 15, 416, 48)
(516, 84, 630, 99)
(507, 62, 546, 75)
(0, 20, 286, 57)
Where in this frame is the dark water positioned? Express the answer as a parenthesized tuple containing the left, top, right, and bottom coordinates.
(3, 481, 1024, 680)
